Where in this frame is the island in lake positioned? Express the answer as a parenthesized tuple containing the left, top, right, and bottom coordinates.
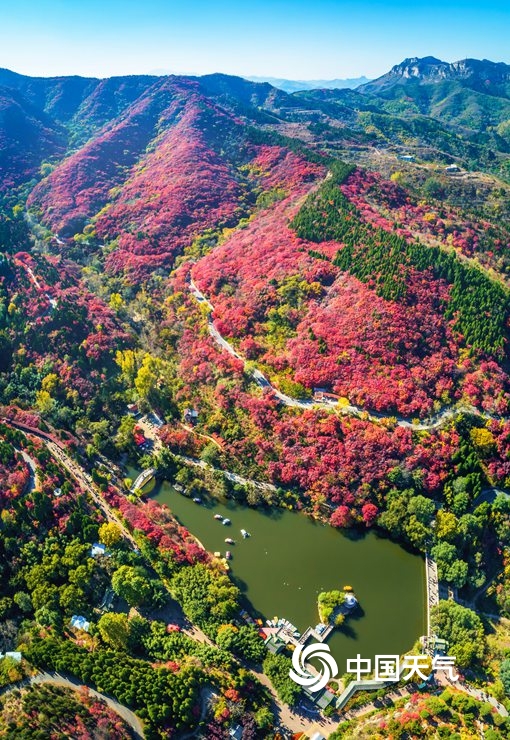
(318, 588, 358, 628)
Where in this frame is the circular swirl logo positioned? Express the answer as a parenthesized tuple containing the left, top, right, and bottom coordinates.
(289, 642, 339, 692)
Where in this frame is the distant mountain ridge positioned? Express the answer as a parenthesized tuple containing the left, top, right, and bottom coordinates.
(360, 56, 510, 93)
(245, 75, 370, 93)
(1, 54, 510, 201)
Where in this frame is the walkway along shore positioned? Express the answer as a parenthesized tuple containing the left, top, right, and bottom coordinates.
(425, 553, 439, 643)
(0, 416, 336, 737)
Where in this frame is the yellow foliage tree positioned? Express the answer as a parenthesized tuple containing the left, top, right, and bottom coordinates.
(115, 349, 143, 384)
(98, 521, 122, 547)
(35, 389, 54, 414)
(134, 354, 159, 400)
(41, 373, 59, 395)
(435, 510, 458, 542)
(109, 293, 124, 311)
(470, 427, 496, 454)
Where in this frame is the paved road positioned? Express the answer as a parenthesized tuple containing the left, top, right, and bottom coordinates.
(4, 417, 139, 550)
(251, 666, 340, 737)
(178, 687, 217, 740)
(1, 671, 144, 738)
(45, 439, 139, 549)
(189, 279, 510, 433)
(180, 421, 222, 449)
(341, 684, 417, 721)
(17, 447, 39, 492)
(473, 487, 510, 506)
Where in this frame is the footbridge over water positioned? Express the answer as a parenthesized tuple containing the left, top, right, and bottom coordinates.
(130, 467, 156, 493)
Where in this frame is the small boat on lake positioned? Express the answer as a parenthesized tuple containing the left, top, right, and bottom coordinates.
(240, 529, 250, 538)
(214, 514, 224, 521)
(225, 538, 235, 544)
(222, 518, 231, 525)
(225, 551, 232, 560)
(192, 497, 202, 504)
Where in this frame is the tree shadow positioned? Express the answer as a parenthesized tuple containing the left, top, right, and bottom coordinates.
(337, 622, 359, 640)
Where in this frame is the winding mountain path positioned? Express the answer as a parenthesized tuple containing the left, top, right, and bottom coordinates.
(0, 671, 145, 738)
(189, 278, 509, 432)
(136, 415, 277, 492)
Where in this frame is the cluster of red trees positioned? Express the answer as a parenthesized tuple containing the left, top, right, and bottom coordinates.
(462, 361, 510, 416)
(160, 211, 509, 518)
(286, 271, 458, 415)
(98, 101, 244, 279)
(192, 183, 468, 416)
(266, 409, 412, 503)
(485, 419, 510, 486)
(11, 253, 131, 400)
(103, 487, 209, 564)
(192, 193, 337, 338)
(248, 144, 323, 190)
(0, 452, 30, 500)
(160, 280, 471, 513)
(1, 405, 42, 429)
(341, 168, 509, 273)
(190, 157, 510, 417)
(159, 425, 206, 457)
(28, 78, 204, 236)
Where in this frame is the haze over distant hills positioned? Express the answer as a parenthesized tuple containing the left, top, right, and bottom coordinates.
(147, 69, 371, 92)
(245, 75, 371, 92)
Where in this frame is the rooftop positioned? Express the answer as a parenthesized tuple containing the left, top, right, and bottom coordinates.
(90, 542, 109, 557)
(70, 615, 90, 632)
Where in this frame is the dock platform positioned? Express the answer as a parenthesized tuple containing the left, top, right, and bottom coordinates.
(298, 624, 334, 645)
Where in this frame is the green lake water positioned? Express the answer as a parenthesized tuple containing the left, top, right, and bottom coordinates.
(147, 477, 426, 672)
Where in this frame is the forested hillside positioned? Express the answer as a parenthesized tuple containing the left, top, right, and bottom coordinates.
(0, 59, 509, 738)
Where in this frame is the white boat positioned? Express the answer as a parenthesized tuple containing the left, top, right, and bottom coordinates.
(192, 497, 202, 504)
(225, 538, 235, 544)
(214, 514, 223, 521)
(225, 551, 232, 560)
(222, 518, 231, 525)
(240, 529, 250, 538)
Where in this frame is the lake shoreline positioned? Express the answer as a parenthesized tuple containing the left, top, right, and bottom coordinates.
(142, 472, 427, 669)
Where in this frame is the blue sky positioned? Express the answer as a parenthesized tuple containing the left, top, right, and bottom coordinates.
(1, 0, 508, 80)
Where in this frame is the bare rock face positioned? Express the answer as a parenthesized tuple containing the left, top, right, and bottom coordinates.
(360, 56, 510, 93)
